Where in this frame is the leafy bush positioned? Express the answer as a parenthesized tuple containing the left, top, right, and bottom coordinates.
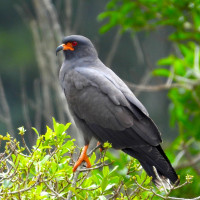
(0, 119, 198, 199)
(98, 0, 200, 198)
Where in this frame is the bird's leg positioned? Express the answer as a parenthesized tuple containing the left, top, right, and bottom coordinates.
(97, 141, 104, 152)
(73, 145, 91, 172)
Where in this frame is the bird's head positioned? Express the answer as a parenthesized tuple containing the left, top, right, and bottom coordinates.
(56, 35, 98, 60)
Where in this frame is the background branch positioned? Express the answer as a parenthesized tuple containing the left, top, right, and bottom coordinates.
(0, 77, 14, 135)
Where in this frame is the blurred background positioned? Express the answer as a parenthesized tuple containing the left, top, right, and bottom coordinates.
(1, 0, 200, 198)
(0, 0, 176, 145)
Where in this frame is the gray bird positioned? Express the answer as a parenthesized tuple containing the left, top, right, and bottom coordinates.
(56, 35, 179, 188)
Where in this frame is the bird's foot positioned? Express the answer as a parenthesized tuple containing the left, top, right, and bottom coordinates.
(97, 141, 104, 152)
(73, 145, 91, 172)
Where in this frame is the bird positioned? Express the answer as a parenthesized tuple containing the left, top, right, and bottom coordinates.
(56, 35, 179, 189)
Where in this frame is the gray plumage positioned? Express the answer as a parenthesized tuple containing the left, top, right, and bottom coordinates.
(57, 35, 179, 187)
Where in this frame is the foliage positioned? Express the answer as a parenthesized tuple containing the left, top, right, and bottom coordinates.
(0, 119, 198, 199)
(98, 0, 200, 41)
(99, 0, 200, 198)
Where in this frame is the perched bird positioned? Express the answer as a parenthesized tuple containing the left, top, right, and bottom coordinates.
(56, 35, 179, 188)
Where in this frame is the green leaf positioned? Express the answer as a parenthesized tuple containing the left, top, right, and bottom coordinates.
(90, 152, 96, 165)
(3, 180, 13, 188)
(109, 176, 120, 185)
(65, 122, 71, 131)
(98, 196, 107, 200)
(141, 170, 147, 181)
(68, 187, 85, 199)
(103, 142, 112, 149)
(101, 177, 108, 192)
(152, 68, 171, 77)
(32, 127, 39, 136)
(174, 59, 185, 75)
(103, 166, 109, 177)
(97, 12, 110, 21)
(39, 155, 50, 166)
(52, 117, 58, 132)
(105, 183, 115, 191)
(157, 55, 175, 66)
(7, 160, 15, 168)
(45, 126, 53, 140)
(109, 166, 118, 176)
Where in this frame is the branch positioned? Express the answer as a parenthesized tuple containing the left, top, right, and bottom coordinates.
(134, 179, 200, 200)
(0, 174, 41, 195)
(42, 0, 63, 42)
(66, 170, 79, 200)
(76, 185, 100, 191)
(88, 144, 102, 157)
(20, 72, 35, 145)
(33, 79, 42, 133)
(65, 0, 72, 35)
(108, 181, 124, 200)
(0, 77, 14, 135)
(20, 134, 31, 155)
(125, 81, 192, 92)
(131, 33, 145, 65)
(105, 28, 122, 67)
(153, 166, 168, 193)
(176, 153, 200, 170)
(194, 45, 200, 79)
(78, 162, 112, 172)
(44, 182, 67, 200)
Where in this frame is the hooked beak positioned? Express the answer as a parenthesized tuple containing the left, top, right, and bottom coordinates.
(56, 43, 74, 55)
(56, 45, 63, 55)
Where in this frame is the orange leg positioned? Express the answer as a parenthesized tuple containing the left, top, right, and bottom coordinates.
(73, 145, 91, 172)
(97, 141, 103, 152)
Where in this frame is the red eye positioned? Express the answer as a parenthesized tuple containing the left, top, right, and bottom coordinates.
(72, 41, 78, 46)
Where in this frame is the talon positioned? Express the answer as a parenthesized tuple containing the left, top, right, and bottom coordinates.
(73, 145, 91, 172)
(97, 141, 103, 152)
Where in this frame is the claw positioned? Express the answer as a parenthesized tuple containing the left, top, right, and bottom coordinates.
(73, 145, 91, 172)
(97, 141, 103, 152)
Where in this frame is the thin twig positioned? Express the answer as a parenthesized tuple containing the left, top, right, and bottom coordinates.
(78, 162, 112, 172)
(0, 160, 20, 182)
(65, 0, 72, 35)
(0, 145, 17, 162)
(21, 134, 31, 154)
(0, 174, 41, 195)
(173, 181, 189, 190)
(77, 171, 90, 187)
(0, 77, 14, 135)
(105, 28, 122, 67)
(108, 181, 124, 200)
(76, 186, 100, 191)
(88, 144, 102, 157)
(131, 32, 145, 65)
(21, 72, 33, 143)
(153, 166, 168, 193)
(194, 45, 200, 78)
(44, 182, 67, 200)
(125, 81, 193, 92)
(134, 179, 200, 200)
(42, 0, 63, 42)
(176, 153, 200, 170)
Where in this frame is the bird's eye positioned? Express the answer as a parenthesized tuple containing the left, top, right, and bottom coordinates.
(72, 41, 78, 46)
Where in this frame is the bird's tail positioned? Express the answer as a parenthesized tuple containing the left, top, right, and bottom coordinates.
(122, 145, 179, 190)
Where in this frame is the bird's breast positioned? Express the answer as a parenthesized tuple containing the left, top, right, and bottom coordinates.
(60, 69, 92, 103)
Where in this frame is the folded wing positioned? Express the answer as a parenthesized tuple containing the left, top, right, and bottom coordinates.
(63, 66, 162, 147)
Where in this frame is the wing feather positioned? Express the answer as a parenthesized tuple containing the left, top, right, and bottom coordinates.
(62, 67, 162, 146)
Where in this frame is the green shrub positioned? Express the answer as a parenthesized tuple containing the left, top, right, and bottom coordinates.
(0, 119, 197, 199)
